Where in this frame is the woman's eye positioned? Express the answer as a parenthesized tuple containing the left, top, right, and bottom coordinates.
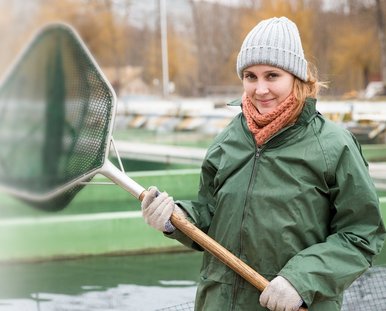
(267, 73, 279, 80)
(243, 73, 256, 80)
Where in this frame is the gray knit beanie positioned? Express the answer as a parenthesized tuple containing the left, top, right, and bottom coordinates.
(236, 17, 307, 81)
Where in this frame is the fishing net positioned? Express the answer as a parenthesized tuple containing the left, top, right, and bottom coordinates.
(156, 301, 195, 311)
(342, 265, 386, 310)
(0, 23, 114, 210)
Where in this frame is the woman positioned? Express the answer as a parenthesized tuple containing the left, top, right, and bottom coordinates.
(141, 17, 385, 311)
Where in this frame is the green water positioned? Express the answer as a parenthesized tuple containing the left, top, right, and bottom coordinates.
(0, 252, 202, 310)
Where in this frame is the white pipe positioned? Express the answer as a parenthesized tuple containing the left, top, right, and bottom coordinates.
(100, 160, 146, 200)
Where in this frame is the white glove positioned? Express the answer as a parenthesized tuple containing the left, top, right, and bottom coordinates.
(141, 186, 186, 233)
(259, 276, 303, 311)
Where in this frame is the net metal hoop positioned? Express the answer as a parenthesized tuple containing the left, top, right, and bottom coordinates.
(0, 23, 117, 203)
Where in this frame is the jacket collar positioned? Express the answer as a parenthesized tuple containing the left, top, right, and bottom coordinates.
(296, 97, 318, 125)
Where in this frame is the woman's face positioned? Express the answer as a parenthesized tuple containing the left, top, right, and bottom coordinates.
(242, 64, 295, 115)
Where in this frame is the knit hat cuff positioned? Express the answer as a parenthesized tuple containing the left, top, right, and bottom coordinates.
(237, 45, 308, 81)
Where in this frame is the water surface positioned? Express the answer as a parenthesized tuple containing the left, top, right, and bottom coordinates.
(0, 252, 202, 311)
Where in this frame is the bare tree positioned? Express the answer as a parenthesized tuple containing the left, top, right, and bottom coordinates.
(189, 0, 243, 96)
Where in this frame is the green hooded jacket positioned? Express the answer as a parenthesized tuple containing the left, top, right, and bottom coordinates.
(169, 98, 386, 311)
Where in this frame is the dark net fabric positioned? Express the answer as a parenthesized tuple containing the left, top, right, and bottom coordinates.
(156, 301, 195, 311)
(0, 24, 114, 210)
(342, 265, 386, 311)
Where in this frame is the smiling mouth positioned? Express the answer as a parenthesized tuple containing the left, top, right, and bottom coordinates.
(257, 99, 274, 104)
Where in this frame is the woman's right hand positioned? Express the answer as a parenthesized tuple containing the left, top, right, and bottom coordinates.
(141, 186, 184, 233)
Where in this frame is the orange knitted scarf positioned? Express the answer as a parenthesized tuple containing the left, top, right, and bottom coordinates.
(242, 93, 298, 146)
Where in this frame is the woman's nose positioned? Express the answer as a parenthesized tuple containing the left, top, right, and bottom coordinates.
(255, 82, 269, 95)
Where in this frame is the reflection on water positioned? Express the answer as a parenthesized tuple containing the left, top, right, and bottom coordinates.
(0, 252, 202, 311)
(0, 284, 196, 311)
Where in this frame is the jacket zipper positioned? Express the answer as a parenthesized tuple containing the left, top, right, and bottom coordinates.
(230, 145, 262, 310)
(229, 120, 294, 309)
(228, 109, 314, 309)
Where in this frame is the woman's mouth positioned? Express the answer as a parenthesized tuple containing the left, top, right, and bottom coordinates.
(256, 98, 274, 105)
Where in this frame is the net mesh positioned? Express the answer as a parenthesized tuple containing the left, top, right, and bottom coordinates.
(0, 23, 114, 210)
(156, 301, 195, 311)
(156, 266, 386, 311)
(342, 265, 386, 310)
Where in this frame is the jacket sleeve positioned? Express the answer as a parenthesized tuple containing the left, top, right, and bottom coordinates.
(278, 132, 386, 306)
(165, 141, 221, 250)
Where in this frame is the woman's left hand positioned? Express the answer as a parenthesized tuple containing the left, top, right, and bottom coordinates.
(259, 276, 303, 311)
